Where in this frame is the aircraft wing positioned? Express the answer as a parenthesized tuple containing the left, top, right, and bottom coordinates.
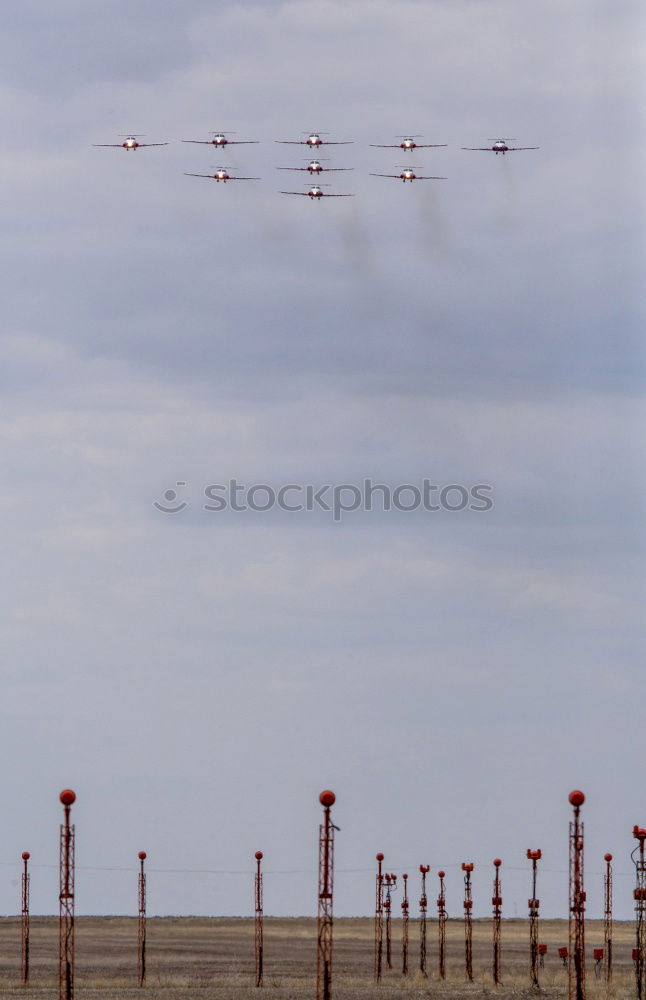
(185, 173, 216, 178)
(276, 141, 308, 145)
(322, 193, 355, 196)
(414, 175, 447, 180)
(462, 147, 496, 151)
(280, 190, 313, 195)
(369, 173, 403, 178)
(369, 144, 400, 148)
(228, 176, 261, 180)
(277, 167, 310, 171)
(228, 140, 259, 145)
(415, 143, 448, 148)
(323, 167, 353, 171)
(507, 146, 540, 151)
(137, 142, 170, 147)
(93, 143, 126, 147)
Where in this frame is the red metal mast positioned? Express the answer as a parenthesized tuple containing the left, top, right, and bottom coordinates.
(568, 790, 586, 1000)
(137, 852, 147, 987)
(21, 852, 30, 986)
(492, 859, 502, 985)
(401, 873, 409, 976)
(604, 853, 613, 984)
(419, 865, 429, 977)
(437, 870, 447, 979)
(374, 853, 384, 983)
(462, 862, 474, 981)
(255, 851, 264, 988)
(384, 874, 397, 970)
(527, 849, 542, 987)
(59, 789, 76, 1000)
(317, 790, 336, 1000)
(632, 827, 646, 1000)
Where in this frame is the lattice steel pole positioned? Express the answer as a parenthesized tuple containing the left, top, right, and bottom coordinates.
(604, 853, 613, 985)
(384, 874, 397, 970)
(462, 862, 474, 981)
(568, 790, 586, 1000)
(527, 849, 542, 987)
(632, 826, 646, 1000)
(374, 853, 384, 983)
(401, 873, 409, 976)
(21, 852, 30, 986)
(255, 851, 264, 988)
(317, 790, 336, 1000)
(419, 865, 429, 977)
(137, 852, 147, 986)
(59, 789, 76, 1000)
(437, 870, 447, 980)
(492, 859, 502, 985)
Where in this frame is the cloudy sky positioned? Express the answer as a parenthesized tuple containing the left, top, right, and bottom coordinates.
(0, 0, 644, 920)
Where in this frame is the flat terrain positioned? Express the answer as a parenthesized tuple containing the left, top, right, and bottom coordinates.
(0, 917, 638, 999)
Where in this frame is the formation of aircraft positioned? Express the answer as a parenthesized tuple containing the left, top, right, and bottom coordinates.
(93, 130, 539, 199)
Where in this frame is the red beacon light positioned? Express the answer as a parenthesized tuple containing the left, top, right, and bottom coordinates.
(255, 851, 263, 860)
(59, 789, 76, 806)
(438, 870, 445, 878)
(420, 864, 430, 874)
(319, 790, 335, 807)
(462, 862, 474, 872)
(569, 790, 585, 807)
(633, 826, 646, 840)
(138, 851, 147, 860)
(604, 853, 613, 862)
(527, 849, 542, 860)
(22, 851, 30, 860)
(376, 853, 384, 862)
(493, 858, 502, 867)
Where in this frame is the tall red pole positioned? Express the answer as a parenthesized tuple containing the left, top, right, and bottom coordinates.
(59, 789, 76, 1000)
(437, 871, 447, 980)
(21, 852, 30, 986)
(527, 849, 542, 987)
(462, 862, 474, 982)
(374, 854, 384, 983)
(137, 852, 147, 987)
(604, 853, 613, 985)
(317, 790, 336, 1000)
(568, 790, 586, 1000)
(384, 874, 397, 970)
(255, 851, 264, 988)
(632, 827, 646, 1000)
(419, 865, 429, 977)
(401, 873, 409, 976)
(492, 859, 502, 985)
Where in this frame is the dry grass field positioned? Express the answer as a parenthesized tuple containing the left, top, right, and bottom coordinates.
(0, 917, 638, 999)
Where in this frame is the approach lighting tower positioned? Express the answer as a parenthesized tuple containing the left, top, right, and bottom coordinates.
(137, 852, 147, 986)
(317, 790, 337, 1000)
(419, 865, 429, 977)
(21, 852, 30, 986)
(59, 789, 76, 1000)
(462, 862, 474, 981)
(384, 874, 397, 970)
(401, 873, 409, 975)
(527, 849, 542, 987)
(374, 854, 385, 982)
(632, 827, 646, 1000)
(604, 853, 613, 984)
(492, 859, 502, 985)
(255, 852, 264, 987)
(437, 870, 447, 979)
(568, 790, 586, 1000)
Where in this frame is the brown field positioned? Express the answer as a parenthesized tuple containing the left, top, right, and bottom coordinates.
(0, 917, 638, 999)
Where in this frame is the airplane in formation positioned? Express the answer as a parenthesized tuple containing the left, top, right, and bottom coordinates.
(276, 132, 353, 148)
(370, 166, 447, 182)
(182, 131, 259, 147)
(184, 168, 260, 182)
(93, 134, 169, 151)
(370, 135, 447, 151)
(276, 159, 353, 175)
(280, 184, 354, 200)
(462, 138, 539, 154)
